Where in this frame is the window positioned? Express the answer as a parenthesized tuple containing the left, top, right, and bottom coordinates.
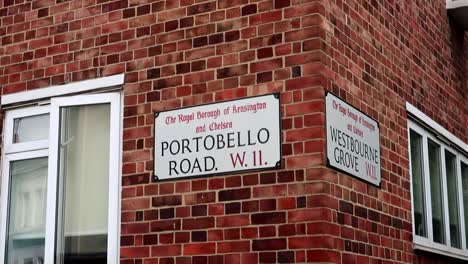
(408, 120, 468, 259)
(0, 92, 121, 264)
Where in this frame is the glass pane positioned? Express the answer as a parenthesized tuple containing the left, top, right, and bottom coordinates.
(13, 114, 49, 143)
(428, 139, 445, 244)
(5, 158, 48, 264)
(445, 150, 461, 248)
(410, 130, 427, 237)
(56, 104, 110, 264)
(462, 162, 468, 246)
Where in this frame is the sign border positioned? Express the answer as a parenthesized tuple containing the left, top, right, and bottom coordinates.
(325, 90, 382, 188)
(153, 93, 282, 182)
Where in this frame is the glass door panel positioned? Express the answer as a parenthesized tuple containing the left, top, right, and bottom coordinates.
(55, 104, 110, 264)
(5, 158, 48, 264)
(13, 114, 49, 143)
(410, 130, 427, 237)
(445, 150, 461, 248)
(428, 139, 445, 244)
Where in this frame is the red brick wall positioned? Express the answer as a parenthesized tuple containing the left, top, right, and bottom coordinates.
(0, 0, 466, 264)
(321, 0, 467, 263)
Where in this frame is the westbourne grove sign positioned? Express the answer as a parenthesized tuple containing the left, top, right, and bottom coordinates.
(154, 94, 281, 180)
(326, 92, 381, 186)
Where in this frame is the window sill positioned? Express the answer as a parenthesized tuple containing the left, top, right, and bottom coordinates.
(414, 242, 468, 261)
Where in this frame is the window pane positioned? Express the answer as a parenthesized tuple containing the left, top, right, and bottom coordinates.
(56, 104, 110, 264)
(428, 140, 445, 244)
(5, 158, 48, 264)
(410, 130, 427, 237)
(13, 114, 49, 143)
(462, 162, 468, 246)
(445, 150, 461, 248)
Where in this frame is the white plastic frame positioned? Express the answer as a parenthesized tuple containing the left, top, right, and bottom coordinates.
(3, 105, 50, 154)
(0, 149, 49, 263)
(408, 120, 468, 260)
(0, 90, 122, 264)
(0, 74, 124, 106)
(45, 93, 121, 264)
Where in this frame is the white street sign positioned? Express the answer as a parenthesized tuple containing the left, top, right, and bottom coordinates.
(326, 92, 381, 186)
(154, 94, 281, 180)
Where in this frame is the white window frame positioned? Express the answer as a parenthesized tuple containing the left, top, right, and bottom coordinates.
(0, 76, 123, 264)
(0, 149, 49, 263)
(407, 103, 468, 260)
(3, 105, 50, 154)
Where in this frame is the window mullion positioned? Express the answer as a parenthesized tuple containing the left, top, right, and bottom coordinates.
(408, 126, 417, 238)
(44, 101, 61, 264)
(440, 147, 451, 247)
(107, 93, 121, 263)
(0, 156, 12, 263)
(457, 155, 467, 251)
(422, 135, 434, 243)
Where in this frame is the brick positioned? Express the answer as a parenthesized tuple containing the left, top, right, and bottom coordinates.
(143, 234, 158, 245)
(285, 75, 327, 90)
(122, 173, 150, 186)
(285, 101, 323, 116)
(339, 200, 353, 214)
(217, 64, 247, 78)
(259, 252, 276, 263)
(123, 222, 149, 234)
(257, 47, 273, 59)
(225, 202, 241, 214)
(216, 215, 250, 227)
(260, 173, 276, 184)
(193, 36, 208, 47)
(274, 0, 290, 9)
(218, 0, 248, 9)
(122, 198, 150, 210)
(192, 205, 207, 216)
(165, 20, 178, 32)
(225, 30, 240, 42)
(216, 40, 248, 55)
(219, 188, 251, 201)
(278, 251, 294, 263)
(252, 238, 286, 251)
(191, 231, 207, 242)
(209, 33, 224, 45)
(150, 220, 181, 232)
(121, 247, 150, 258)
(251, 212, 285, 225)
(151, 245, 182, 257)
(187, 2, 215, 15)
(250, 58, 282, 73)
(284, 2, 324, 18)
(184, 243, 215, 255)
(242, 201, 259, 213)
(218, 241, 250, 253)
(289, 236, 337, 249)
(307, 250, 340, 263)
(259, 199, 276, 211)
(186, 47, 215, 61)
(242, 4, 257, 16)
(288, 208, 332, 223)
(225, 176, 241, 188)
(147, 68, 160, 79)
(183, 217, 214, 230)
(160, 208, 175, 219)
(253, 185, 287, 198)
(144, 210, 158, 221)
(249, 10, 282, 25)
